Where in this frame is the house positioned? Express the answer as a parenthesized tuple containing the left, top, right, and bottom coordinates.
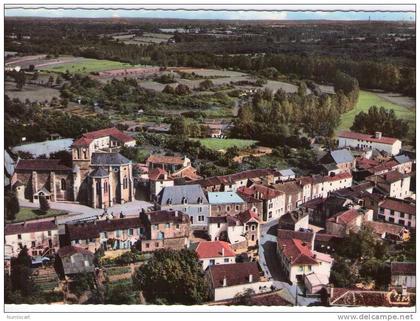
(146, 154, 191, 173)
(207, 191, 247, 217)
(393, 154, 413, 174)
(237, 184, 285, 222)
(319, 149, 355, 174)
(192, 168, 280, 192)
(148, 167, 174, 201)
(54, 246, 95, 278)
(391, 262, 416, 289)
(206, 262, 271, 301)
(278, 169, 296, 181)
(157, 184, 210, 228)
(5, 219, 59, 257)
(276, 236, 333, 283)
(272, 180, 308, 213)
(279, 209, 309, 231)
(377, 198, 416, 228)
(216, 289, 293, 306)
(328, 287, 415, 307)
(139, 210, 190, 252)
(278, 228, 315, 250)
(338, 131, 402, 156)
(326, 208, 372, 237)
(364, 221, 410, 242)
(65, 217, 145, 252)
(366, 171, 411, 200)
(207, 210, 260, 248)
(192, 241, 236, 270)
(310, 172, 353, 199)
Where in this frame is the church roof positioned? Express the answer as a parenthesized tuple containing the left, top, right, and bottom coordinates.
(91, 152, 130, 165)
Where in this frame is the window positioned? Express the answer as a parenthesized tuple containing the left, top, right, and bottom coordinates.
(175, 224, 180, 229)
(226, 206, 231, 211)
(224, 258, 230, 263)
(251, 235, 255, 241)
(48, 231, 52, 237)
(104, 182, 108, 193)
(399, 220, 405, 225)
(217, 223, 221, 228)
(155, 242, 159, 247)
(390, 210, 395, 216)
(236, 205, 240, 211)
(31, 241, 36, 248)
(18, 234, 21, 240)
(210, 259, 215, 266)
(153, 224, 158, 230)
(198, 207, 202, 213)
(61, 179, 66, 190)
(299, 266, 304, 272)
(251, 225, 256, 231)
(389, 217, 395, 223)
(116, 230, 121, 237)
(182, 197, 188, 204)
(165, 223, 170, 228)
(246, 225, 249, 231)
(198, 216, 205, 222)
(145, 243, 150, 248)
(123, 177, 128, 189)
(128, 229, 134, 236)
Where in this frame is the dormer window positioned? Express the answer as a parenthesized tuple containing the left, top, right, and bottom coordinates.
(198, 197, 203, 204)
(167, 198, 172, 205)
(182, 197, 188, 204)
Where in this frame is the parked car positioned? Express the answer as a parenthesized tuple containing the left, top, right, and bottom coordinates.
(31, 256, 50, 268)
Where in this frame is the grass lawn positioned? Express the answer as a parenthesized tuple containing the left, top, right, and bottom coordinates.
(196, 138, 258, 151)
(40, 58, 138, 74)
(338, 90, 416, 134)
(7, 207, 67, 223)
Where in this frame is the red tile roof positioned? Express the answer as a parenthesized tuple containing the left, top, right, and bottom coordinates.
(379, 198, 416, 215)
(328, 209, 361, 225)
(72, 127, 135, 146)
(338, 131, 399, 145)
(237, 184, 282, 200)
(148, 167, 168, 181)
(5, 219, 57, 235)
(236, 209, 260, 224)
(208, 262, 260, 288)
(195, 241, 236, 259)
(330, 289, 415, 307)
(278, 238, 318, 266)
(15, 159, 72, 172)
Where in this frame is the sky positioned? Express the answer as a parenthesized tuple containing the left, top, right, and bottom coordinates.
(4, 5, 416, 21)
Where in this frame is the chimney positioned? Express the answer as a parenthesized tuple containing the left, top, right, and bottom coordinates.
(248, 274, 253, 283)
(222, 276, 227, 287)
(221, 247, 225, 256)
(402, 286, 408, 296)
(174, 210, 179, 217)
(375, 131, 382, 139)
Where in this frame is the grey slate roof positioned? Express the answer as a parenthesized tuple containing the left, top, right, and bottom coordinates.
(158, 184, 208, 205)
(279, 168, 296, 177)
(330, 149, 354, 164)
(89, 166, 109, 177)
(394, 154, 411, 164)
(91, 152, 130, 165)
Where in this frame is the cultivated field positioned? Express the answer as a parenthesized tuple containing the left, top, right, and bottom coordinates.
(338, 90, 416, 133)
(5, 81, 61, 102)
(195, 138, 258, 151)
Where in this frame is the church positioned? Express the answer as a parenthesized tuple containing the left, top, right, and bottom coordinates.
(13, 128, 136, 209)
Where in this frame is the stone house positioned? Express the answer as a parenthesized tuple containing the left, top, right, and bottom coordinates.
(391, 262, 416, 289)
(377, 198, 416, 228)
(54, 246, 95, 278)
(5, 219, 60, 257)
(366, 171, 411, 200)
(337, 131, 402, 156)
(207, 191, 247, 217)
(157, 184, 209, 228)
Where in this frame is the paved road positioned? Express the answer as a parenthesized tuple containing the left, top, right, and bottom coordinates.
(19, 199, 153, 224)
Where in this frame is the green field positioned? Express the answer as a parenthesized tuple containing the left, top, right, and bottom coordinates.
(196, 138, 258, 151)
(7, 208, 67, 223)
(40, 58, 137, 74)
(338, 90, 416, 133)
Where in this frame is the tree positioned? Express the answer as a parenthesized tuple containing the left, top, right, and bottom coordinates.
(199, 79, 214, 91)
(14, 71, 26, 90)
(10, 247, 35, 296)
(132, 249, 210, 305)
(39, 195, 50, 213)
(351, 106, 409, 139)
(55, 76, 63, 86)
(232, 288, 256, 305)
(47, 75, 54, 87)
(162, 84, 175, 94)
(5, 189, 20, 221)
(175, 84, 191, 96)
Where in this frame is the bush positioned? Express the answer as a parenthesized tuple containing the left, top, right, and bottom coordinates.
(39, 196, 50, 213)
